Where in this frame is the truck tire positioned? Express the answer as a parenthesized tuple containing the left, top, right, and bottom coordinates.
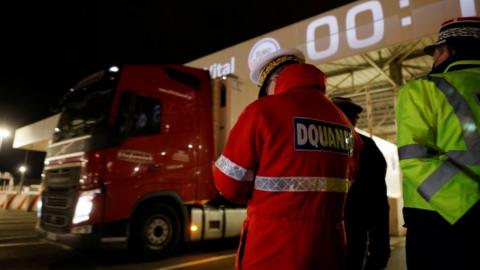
(130, 203, 182, 257)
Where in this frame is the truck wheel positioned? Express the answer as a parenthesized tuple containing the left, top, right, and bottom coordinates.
(131, 204, 181, 257)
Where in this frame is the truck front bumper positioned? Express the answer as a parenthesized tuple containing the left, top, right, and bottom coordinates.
(36, 225, 127, 250)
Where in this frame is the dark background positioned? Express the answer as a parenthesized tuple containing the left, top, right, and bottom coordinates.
(0, 0, 354, 183)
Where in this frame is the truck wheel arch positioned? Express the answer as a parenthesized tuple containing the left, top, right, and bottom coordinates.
(129, 192, 189, 247)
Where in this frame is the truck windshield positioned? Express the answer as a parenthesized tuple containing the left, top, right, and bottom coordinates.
(53, 70, 117, 142)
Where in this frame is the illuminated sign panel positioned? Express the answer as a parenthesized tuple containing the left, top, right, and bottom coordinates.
(187, 0, 479, 83)
(186, 0, 478, 133)
(205, 57, 236, 79)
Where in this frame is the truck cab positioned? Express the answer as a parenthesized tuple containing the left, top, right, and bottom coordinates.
(37, 65, 245, 256)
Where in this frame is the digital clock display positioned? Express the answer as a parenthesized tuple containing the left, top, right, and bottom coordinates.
(188, 0, 479, 84)
(303, 0, 479, 62)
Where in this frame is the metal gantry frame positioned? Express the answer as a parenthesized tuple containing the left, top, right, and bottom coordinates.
(320, 36, 435, 143)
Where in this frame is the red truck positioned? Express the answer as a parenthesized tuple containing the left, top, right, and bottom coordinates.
(37, 64, 246, 256)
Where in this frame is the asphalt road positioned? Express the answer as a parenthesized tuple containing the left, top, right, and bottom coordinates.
(0, 209, 238, 270)
(0, 209, 406, 270)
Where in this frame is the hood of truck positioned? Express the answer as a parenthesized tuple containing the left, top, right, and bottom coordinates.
(45, 135, 104, 188)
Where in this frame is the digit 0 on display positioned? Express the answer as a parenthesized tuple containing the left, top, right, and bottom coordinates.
(460, 0, 477, 16)
(307, 0, 384, 60)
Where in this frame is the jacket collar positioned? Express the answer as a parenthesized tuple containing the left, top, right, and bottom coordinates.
(273, 63, 326, 95)
(444, 60, 480, 72)
(430, 56, 480, 74)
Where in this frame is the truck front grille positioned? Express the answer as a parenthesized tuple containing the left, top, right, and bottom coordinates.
(45, 196, 72, 209)
(42, 213, 69, 228)
(40, 167, 80, 232)
(44, 167, 81, 186)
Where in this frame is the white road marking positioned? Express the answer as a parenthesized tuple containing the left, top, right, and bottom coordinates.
(0, 241, 47, 248)
(154, 254, 236, 270)
(0, 234, 38, 241)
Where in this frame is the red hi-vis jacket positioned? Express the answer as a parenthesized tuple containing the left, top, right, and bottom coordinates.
(214, 63, 362, 270)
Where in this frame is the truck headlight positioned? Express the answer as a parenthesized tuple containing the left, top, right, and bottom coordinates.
(73, 189, 101, 224)
(36, 197, 42, 219)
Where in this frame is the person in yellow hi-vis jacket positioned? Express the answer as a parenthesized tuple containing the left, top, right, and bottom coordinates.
(396, 17, 480, 270)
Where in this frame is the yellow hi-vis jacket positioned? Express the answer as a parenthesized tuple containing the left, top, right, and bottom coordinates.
(396, 60, 480, 225)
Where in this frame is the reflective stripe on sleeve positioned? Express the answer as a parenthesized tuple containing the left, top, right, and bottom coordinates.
(398, 144, 439, 160)
(418, 150, 480, 201)
(215, 155, 254, 182)
(255, 176, 350, 192)
(447, 151, 480, 165)
(418, 161, 459, 201)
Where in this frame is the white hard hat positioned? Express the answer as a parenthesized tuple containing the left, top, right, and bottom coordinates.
(249, 48, 305, 85)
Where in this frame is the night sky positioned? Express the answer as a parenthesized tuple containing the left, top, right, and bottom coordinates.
(0, 0, 354, 183)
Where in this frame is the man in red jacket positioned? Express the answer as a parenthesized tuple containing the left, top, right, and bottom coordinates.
(213, 48, 363, 270)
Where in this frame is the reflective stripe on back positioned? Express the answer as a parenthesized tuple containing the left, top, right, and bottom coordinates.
(255, 176, 349, 192)
(428, 76, 480, 149)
